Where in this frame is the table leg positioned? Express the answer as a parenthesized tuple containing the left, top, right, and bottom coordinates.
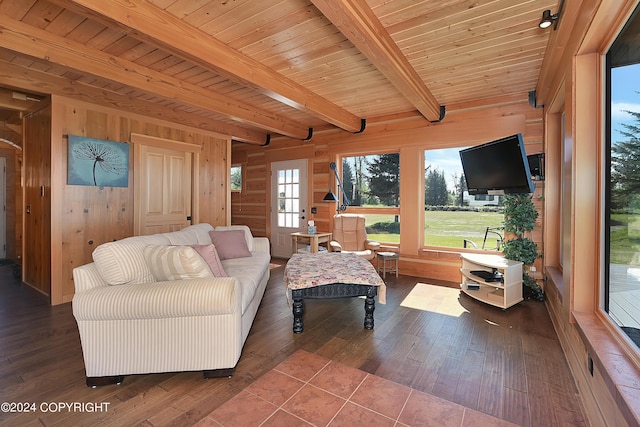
(293, 298, 304, 333)
(364, 295, 375, 329)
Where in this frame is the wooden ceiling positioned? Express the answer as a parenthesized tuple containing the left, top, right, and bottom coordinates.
(0, 0, 558, 145)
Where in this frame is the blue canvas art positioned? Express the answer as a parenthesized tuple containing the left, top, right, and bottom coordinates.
(67, 135, 129, 187)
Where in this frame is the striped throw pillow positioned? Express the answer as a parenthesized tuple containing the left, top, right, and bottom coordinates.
(143, 245, 214, 282)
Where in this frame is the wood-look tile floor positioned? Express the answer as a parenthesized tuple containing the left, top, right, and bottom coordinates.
(0, 259, 587, 426)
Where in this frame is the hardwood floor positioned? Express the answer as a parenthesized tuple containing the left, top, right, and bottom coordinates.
(0, 260, 586, 426)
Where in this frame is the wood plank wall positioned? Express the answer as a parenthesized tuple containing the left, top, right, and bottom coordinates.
(232, 100, 544, 282)
(47, 96, 230, 305)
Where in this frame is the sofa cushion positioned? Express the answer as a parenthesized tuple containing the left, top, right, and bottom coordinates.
(222, 252, 270, 313)
(209, 229, 252, 260)
(214, 225, 255, 251)
(92, 234, 171, 286)
(164, 223, 215, 245)
(190, 244, 227, 277)
(143, 245, 214, 281)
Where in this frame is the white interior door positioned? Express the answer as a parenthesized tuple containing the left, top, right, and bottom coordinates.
(133, 138, 194, 236)
(270, 159, 308, 258)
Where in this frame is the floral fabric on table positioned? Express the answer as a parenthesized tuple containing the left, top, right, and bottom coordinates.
(284, 252, 386, 304)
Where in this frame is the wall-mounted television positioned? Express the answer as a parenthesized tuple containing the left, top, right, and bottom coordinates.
(459, 133, 534, 195)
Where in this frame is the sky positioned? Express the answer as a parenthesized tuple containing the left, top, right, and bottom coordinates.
(611, 63, 640, 144)
(424, 148, 467, 191)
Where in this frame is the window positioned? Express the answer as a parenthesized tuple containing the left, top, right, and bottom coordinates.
(560, 112, 570, 269)
(423, 148, 504, 250)
(341, 154, 399, 243)
(605, 4, 640, 350)
(230, 165, 242, 191)
(277, 168, 300, 228)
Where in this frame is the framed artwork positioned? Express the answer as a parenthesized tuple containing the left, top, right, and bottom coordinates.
(67, 135, 130, 187)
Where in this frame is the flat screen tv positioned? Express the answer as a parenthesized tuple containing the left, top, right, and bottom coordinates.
(459, 133, 534, 195)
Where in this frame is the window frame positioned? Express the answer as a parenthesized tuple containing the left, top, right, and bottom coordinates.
(230, 164, 243, 192)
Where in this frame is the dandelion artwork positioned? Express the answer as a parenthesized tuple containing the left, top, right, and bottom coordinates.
(67, 135, 129, 187)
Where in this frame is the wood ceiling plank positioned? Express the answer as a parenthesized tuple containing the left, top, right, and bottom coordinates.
(369, 0, 473, 26)
(179, 0, 254, 28)
(217, 2, 313, 47)
(310, 0, 443, 122)
(41, 8, 85, 36)
(83, 27, 128, 51)
(64, 17, 105, 44)
(0, 15, 311, 139)
(20, 0, 64, 29)
(0, 0, 38, 20)
(198, 1, 281, 38)
(0, 57, 268, 144)
(67, 0, 364, 132)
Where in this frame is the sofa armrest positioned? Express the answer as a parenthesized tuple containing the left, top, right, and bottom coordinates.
(73, 263, 109, 293)
(72, 277, 241, 321)
(329, 241, 342, 252)
(253, 237, 270, 255)
(366, 240, 381, 252)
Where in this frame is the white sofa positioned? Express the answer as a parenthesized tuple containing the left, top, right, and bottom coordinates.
(72, 224, 270, 386)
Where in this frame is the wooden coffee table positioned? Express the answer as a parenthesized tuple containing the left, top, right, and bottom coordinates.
(284, 252, 386, 333)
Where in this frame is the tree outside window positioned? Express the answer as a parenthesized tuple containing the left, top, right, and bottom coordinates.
(231, 165, 242, 191)
(341, 154, 400, 243)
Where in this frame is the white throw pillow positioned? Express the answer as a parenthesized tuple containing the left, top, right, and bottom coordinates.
(143, 245, 214, 282)
(92, 234, 170, 286)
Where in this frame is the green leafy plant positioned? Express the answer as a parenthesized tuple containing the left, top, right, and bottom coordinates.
(502, 194, 544, 301)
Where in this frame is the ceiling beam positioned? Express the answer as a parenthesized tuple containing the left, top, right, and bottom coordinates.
(0, 59, 268, 145)
(310, 0, 443, 122)
(66, 0, 364, 133)
(0, 15, 309, 140)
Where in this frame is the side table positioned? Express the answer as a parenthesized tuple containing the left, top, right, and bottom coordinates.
(377, 252, 399, 279)
(291, 232, 332, 254)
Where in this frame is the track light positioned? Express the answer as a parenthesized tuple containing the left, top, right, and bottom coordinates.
(538, 10, 557, 29)
(538, 0, 564, 30)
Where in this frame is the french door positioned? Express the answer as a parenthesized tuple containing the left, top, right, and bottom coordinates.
(270, 159, 308, 258)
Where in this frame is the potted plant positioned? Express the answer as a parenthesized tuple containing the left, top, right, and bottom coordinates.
(502, 194, 545, 301)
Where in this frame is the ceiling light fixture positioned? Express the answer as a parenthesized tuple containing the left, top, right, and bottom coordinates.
(538, 0, 564, 30)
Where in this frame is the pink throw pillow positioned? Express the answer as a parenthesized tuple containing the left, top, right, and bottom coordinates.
(190, 244, 227, 277)
(208, 229, 252, 260)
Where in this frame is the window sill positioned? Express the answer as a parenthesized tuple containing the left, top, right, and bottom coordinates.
(573, 311, 640, 427)
(545, 265, 563, 303)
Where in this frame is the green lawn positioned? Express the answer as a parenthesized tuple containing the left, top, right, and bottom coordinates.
(363, 210, 504, 249)
(610, 212, 640, 265)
